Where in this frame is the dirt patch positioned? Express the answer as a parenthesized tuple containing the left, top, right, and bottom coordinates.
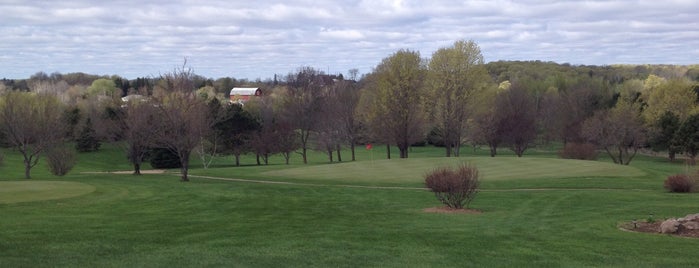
(110, 169, 166, 174)
(423, 206, 482, 214)
(82, 169, 167, 175)
(620, 221, 699, 239)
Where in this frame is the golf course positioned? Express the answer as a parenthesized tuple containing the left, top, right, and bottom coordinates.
(1, 144, 698, 267)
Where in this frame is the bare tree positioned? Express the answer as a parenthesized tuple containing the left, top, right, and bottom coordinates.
(496, 84, 537, 157)
(282, 67, 327, 164)
(0, 92, 66, 179)
(123, 100, 158, 175)
(150, 63, 210, 181)
(582, 103, 645, 165)
(333, 79, 362, 161)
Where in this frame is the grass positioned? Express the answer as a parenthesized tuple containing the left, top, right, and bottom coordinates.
(1, 143, 698, 267)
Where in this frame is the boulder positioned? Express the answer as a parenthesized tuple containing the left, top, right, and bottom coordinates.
(683, 213, 699, 222)
(659, 219, 680, 234)
(683, 221, 699, 230)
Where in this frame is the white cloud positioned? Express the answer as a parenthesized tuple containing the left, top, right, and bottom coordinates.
(0, 0, 697, 79)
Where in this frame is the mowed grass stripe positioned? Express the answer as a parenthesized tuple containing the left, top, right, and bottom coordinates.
(0, 181, 96, 204)
(262, 157, 645, 184)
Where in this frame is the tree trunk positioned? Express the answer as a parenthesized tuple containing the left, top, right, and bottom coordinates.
(489, 144, 497, 157)
(24, 163, 31, 179)
(133, 163, 141, 175)
(283, 152, 290, 164)
(23, 153, 34, 179)
(336, 144, 342, 162)
(669, 151, 676, 162)
(302, 147, 308, 164)
(446, 145, 452, 157)
(399, 145, 409, 158)
(350, 142, 356, 161)
(180, 156, 189, 182)
(234, 154, 240, 166)
(256, 154, 261, 165)
(386, 144, 391, 159)
(327, 148, 333, 162)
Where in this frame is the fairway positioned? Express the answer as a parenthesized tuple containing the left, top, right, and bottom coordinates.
(0, 181, 96, 204)
(262, 157, 646, 184)
(1, 146, 698, 267)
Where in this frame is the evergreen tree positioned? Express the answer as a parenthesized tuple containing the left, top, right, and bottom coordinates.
(75, 117, 101, 152)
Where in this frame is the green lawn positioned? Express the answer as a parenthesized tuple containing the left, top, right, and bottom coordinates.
(1, 144, 698, 267)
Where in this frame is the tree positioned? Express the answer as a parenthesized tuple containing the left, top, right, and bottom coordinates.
(582, 102, 645, 165)
(369, 49, 427, 158)
(282, 67, 327, 164)
(427, 40, 489, 157)
(642, 78, 698, 123)
(649, 111, 681, 161)
(470, 85, 505, 157)
(75, 117, 101, 152)
(495, 84, 537, 157)
(674, 113, 699, 164)
(333, 79, 362, 161)
(87, 78, 118, 97)
(122, 100, 158, 175)
(215, 103, 260, 166)
(151, 63, 210, 181)
(0, 92, 66, 179)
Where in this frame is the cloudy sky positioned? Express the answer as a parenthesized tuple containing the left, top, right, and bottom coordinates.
(1, 0, 698, 80)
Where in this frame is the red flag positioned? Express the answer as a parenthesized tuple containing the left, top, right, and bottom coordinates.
(365, 143, 372, 150)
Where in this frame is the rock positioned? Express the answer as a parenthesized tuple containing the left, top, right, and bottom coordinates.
(659, 219, 680, 234)
(683, 221, 699, 230)
(683, 213, 699, 222)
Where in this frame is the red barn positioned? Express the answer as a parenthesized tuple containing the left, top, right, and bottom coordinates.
(229, 87, 261, 104)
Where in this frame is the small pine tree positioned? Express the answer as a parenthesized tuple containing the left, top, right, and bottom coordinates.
(149, 148, 182, 169)
(75, 117, 101, 152)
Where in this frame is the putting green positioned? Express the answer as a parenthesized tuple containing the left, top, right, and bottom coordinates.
(263, 157, 646, 184)
(0, 181, 96, 204)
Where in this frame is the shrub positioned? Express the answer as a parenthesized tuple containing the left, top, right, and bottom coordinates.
(558, 142, 598, 160)
(149, 148, 182, 169)
(424, 163, 479, 209)
(664, 174, 694, 193)
(46, 146, 77, 176)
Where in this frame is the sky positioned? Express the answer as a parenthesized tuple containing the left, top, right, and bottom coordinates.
(1, 0, 698, 80)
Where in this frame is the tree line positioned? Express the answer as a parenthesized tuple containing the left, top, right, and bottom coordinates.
(2, 40, 699, 181)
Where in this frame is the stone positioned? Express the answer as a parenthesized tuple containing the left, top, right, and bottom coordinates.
(683, 213, 699, 222)
(682, 221, 699, 230)
(659, 219, 680, 234)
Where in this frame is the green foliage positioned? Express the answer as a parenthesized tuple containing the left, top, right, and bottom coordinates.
(674, 113, 699, 162)
(649, 111, 681, 161)
(149, 147, 181, 169)
(424, 163, 479, 209)
(87, 78, 117, 97)
(75, 117, 101, 152)
(45, 146, 77, 176)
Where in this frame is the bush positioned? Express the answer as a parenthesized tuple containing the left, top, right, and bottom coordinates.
(558, 142, 598, 160)
(424, 163, 479, 209)
(149, 148, 182, 169)
(664, 174, 694, 193)
(46, 146, 77, 176)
